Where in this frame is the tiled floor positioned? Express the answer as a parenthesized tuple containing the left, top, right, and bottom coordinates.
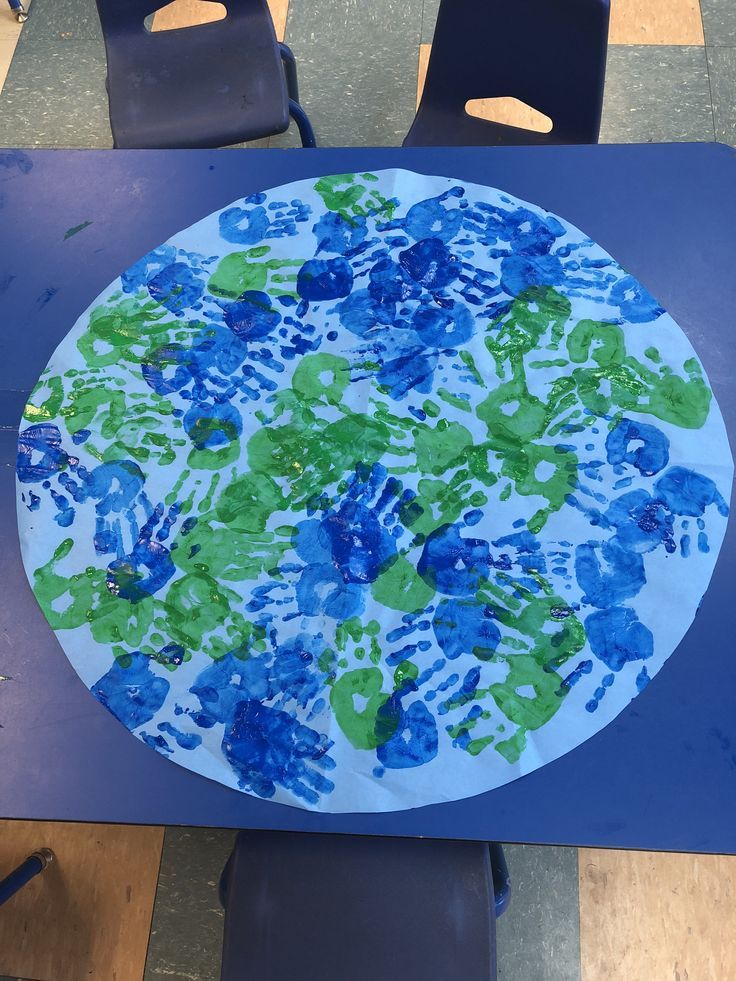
(1, 1, 736, 980)
(2, 0, 736, 146)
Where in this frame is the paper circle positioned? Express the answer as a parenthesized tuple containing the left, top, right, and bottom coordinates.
(17, 169, 732, 811)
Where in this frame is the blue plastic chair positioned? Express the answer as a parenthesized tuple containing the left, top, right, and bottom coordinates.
(219, 831, 510, 981)
(94, 0, 315, 149)
(404, 0, 610, 147)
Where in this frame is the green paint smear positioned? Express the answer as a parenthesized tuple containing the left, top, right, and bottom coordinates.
(64, 220, 93, 240)
(371, 554, 435, 613)
(77, 297, 171, 368)
(24, 375, 64, 422)
(330, 668, 398, 750)
(207, 252, 300, 300)
(437, 388, 472, 413)
(414, 420, 472, 476)
(314, 173, 396, 223)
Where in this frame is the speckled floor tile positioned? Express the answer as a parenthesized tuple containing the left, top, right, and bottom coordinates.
(0, 37, 296, 149)
(600, 45, 715, 143)
(269, 51, 419, 147)
(12, 0, 101, 43)
(708, 47, 736, 145)
(0, 37, 110, 148)
(421, 0, 440, 43)
(270, 0, 422, 147)
(144, 827, 236, 981)
(497, 845, 581, 981)
(287, 0, 422, 44)
(701, 0, 736, 46)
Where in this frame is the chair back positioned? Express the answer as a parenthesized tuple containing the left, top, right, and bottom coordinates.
(220, 831, 499, 981)
(94, 0, 288, 148)
(421, 0, 610, 142)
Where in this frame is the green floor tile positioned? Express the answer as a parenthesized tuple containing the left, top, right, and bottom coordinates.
(601, 45, 715, 144)
(708, 47, 736, 145)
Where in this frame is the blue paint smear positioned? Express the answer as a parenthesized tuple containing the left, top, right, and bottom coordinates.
(377, 701, 438, 769)
(585, 607, 654, 671)
(297, 257, 354, 300)
(575, 540, 646, 608)
(433, 597, 500, 660)
(418, 523, 491, 596)
(296, 563, 365, 619)
(141, 732, 173, 753)
(609, 274, 665, 323)
(655, 466, 729, 518)
(606, 418, 669, 476)
(148, 262, 204, 314)
(17, 424, 68, 482)
(314, 210, 368, 254)
(223, 291, 282, 340)
(222, 700, 335, 804)
(399, 237, 461, 290)
(92, 652, 170, 729)
(157, 721, 202, 750)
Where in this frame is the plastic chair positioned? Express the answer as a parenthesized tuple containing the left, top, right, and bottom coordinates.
(218, 831, 511, 981)
(94, 0, 315, 149)
(404, 0, 610, 147)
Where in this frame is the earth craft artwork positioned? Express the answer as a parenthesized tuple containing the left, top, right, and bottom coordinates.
(16, 170, 732, 812)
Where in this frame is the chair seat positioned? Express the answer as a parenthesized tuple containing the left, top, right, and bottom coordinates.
(105, 22, 289, 148)
(220, 831, 497, 981)
(404, 105, 584, 147)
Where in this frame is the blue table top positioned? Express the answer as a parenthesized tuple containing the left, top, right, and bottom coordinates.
(1, 144, 734, 852)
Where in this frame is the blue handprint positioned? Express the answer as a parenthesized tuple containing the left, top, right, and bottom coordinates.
(294, 463, 416, 619)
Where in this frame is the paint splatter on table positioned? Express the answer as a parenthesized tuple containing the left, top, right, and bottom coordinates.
(16, 170, 732, 812)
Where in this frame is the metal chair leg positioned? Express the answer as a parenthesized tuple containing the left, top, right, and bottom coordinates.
(288, 99, 316, 148)
(8, 0, 27, 22)
(0, 849, 55, 907)
(279, 42, 299, 103)
(278, 43, 316, 147)
(490, 842, 511, 918)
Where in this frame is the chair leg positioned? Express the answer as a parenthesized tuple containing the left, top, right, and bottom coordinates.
(218, 851, 233, 909)
(289, 99, 316, 148)
(278, 44, 316, 147)
(490, 842, 511, 918)
(8, 0, 27, 21)
(279, 42, 299, 103)
(0, 849, 54, 907)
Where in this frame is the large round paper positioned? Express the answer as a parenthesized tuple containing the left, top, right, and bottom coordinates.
(17, 170, 732, 812)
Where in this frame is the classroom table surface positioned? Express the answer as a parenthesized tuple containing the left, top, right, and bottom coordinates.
(0, 143, 734, 852)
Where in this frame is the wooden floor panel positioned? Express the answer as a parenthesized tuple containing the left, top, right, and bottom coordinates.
(610, 0, 704, 46)
(0, 820, 164, 981)
(0, 3, 24, 95)
(580, 848, 736, 981)
(152, 0, 288, 42)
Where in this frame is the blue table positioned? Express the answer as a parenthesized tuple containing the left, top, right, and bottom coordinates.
(0, 144, 734, 852)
